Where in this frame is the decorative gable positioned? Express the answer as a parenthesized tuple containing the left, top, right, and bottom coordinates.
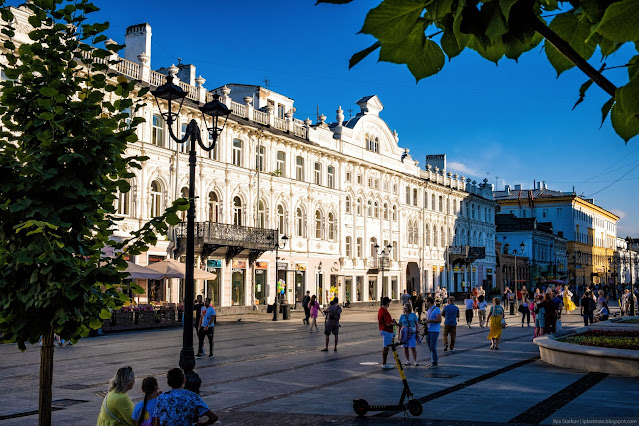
(356, 95, 384, 116)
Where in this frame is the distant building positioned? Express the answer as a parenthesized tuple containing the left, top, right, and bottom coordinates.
(494, 182, 618, 287)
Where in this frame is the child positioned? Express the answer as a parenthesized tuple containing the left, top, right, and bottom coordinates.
(133, 376, 159, 426)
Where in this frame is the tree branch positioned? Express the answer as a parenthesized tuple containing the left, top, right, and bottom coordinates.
(529, 17, 617, 98)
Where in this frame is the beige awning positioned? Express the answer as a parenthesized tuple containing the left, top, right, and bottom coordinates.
(145, 258, 217, 280)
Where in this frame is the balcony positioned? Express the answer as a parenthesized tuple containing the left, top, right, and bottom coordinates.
(171, 222, 278, 264)
(367, 256, 391, 272)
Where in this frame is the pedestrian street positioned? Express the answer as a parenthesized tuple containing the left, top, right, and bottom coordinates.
(0, 303, 637, 425)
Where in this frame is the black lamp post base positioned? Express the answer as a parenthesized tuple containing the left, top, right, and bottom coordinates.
(179, 347, 202, 393)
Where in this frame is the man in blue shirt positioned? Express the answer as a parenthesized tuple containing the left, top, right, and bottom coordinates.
(423, 296, 442, 368)
(442, 296, 459, 352)
(153, 368, 218, 425)
(196, 298, 216, 358)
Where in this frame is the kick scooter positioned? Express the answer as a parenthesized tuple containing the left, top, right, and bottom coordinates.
(353, 340, 423, 417)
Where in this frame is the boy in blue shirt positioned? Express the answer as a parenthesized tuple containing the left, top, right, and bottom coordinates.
(442, 296, 459, 352)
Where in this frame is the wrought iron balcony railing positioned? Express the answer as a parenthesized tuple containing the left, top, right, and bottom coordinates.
(368, 257, 391, 270)
(171, 222, 278, 251)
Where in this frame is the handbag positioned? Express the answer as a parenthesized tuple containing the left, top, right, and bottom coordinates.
(501, 318, 507, 328)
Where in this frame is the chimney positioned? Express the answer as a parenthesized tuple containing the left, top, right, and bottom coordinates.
(514, 184, 522, 190)
(125, 23, 152, 68)
(542, 181, 547, 190)
(177, 63, 196, 86)
(504, 184, 510, 194)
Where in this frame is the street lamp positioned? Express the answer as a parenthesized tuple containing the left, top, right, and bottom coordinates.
(273, 232, 289, 321)
(504, 241, 526, 314)
(626, 236, 635, 316)
(374, 243, 393, 298)
(151, 75, 231, 393)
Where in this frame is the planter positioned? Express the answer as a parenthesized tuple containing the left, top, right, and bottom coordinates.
(114, 311, 134, 327)
(160, 309, 176, 323)
(101, 320, 112, 332)
(136, 311, 155, 325)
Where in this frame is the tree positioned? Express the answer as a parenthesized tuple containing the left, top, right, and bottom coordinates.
(317, 0, 639, 142)
(0, 1, 186, 424)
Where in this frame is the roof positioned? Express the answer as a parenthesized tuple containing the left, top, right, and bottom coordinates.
(496, 214, 554, 234)
(493, 188, 572, 200)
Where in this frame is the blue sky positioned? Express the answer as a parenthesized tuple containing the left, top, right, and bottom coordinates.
(27, 1, 639, 234)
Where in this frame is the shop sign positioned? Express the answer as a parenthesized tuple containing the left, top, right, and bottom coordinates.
(472, 267, 476, 273)
(487, 268, 493, 273)
(255, 269, 264, 275)
(277, 262, 287, 270)
(440, 266, 444, 272)
(207, 259, 222, 269)
(453, 266, 460, 272)
(432, 265, 437, 272)
(232, 260, 246, 269)
(255, 261, 268, 270)
(148, 255, 164, 263)
(296, 263, 307, 271)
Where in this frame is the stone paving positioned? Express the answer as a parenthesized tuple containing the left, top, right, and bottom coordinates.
(0, 303, 638, 425)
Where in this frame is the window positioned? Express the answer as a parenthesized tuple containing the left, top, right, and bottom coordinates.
(276, 151, 286, 177)
(327, 166, 335, 189)
(383, 203, 389, 220)
(392, 205, 397, 221)
(232, 139, 242, 167)
(370, 237, 378, 257)
(315, 210, 324, 239)
(424, 192, 428, 209)
(413, 189, 418, 206)
(346, 236, 352, 257)
(115, 181, 131, 216)
(207, 131, 218, 160)
(374, 137, 379, 153)
(328, 212, 336, 240)
(345, 195, 351, 214)
(296, 156, 305, 181)
(178, 123, 188, 153)
(367, 200, 372, 217)
(447, 199, 450, 214)
(233, 196, 243, 226)
(439, 196, 443, 212)
(257, 200, 265, 228)
(384, 180, 388, 192)
(374, 201, 379, 219)
(357, 198, 362, 216)
(152, 114, 164, 147)
(406, 186, 411, 204)
(425, 224, 430, 246)
(346, 171, 352, 182)
(408, 220, 413, 245)
(368, 177, 372, 188)
(208, 192, 219, 222)
(542, 208, 548, 218)
(277, 104, 286, 119)
(356, 238, 363, 258)
(433, 226, 438, 247)
(374, 179, 379, 189)
(296, 208, 305, 237)
(432, 194, 436, 211)
(393, 184, 397, 194)
(314, 162, 321, 185)
(256, 146, 265, 172)
(357, 175, 362, 185)
(440, 227, 445, 247)
(392, 241, 398, 261)
(149, 180, 162, 217)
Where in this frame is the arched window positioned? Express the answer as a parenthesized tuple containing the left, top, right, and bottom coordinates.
(233, 196, 243, 226)
(277, 204, 285, 234)
(413, 223, 419, 245)
(407, 220, 413, 245)
(425, 224, 430, 246)
(179, 186, 188, 220)
(357, 198, 362, 216)
(370, 237, 377, 257)
(374, 137, 379, 153)
(383, 203, 389, 220)
(328, 212, 336, 241)
(232, 139, 242, 167)
(392, 205, 397, 221)
(367, 200, 372, 217)
(208, 192, 219, 222)
(149, 180, 163, 217)
(374, 201, 379, 219)
(295, 208, 305, 237)
(315, 210, 324, 239)
(345, 195, 351, 214)
(257, 200, 265, 228)
(433, 226, 438, 247)
(440, 227, 445, 247)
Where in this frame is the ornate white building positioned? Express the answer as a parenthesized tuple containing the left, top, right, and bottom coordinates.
(2, 10, 498, 309)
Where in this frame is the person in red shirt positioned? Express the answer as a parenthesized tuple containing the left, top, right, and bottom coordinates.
(378, 296, 397, 369)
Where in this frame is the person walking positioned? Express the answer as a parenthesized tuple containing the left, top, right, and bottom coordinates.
(302, 290, 311, 325)
(193, 295, 203, 333)
(153, 368, 218, 425)
(520, 295, 531, 327)
(308, 295, 321, 332)
(581, 290, 596, 326)
(423, 297, 441, 369)
(196, 297, 215, 359)
(477, 295, 488, 328)
(543, 293, 557, 334)
(486, 298, 505, 350)
(97, 366, 136, 425)
(132, 377, 159, 426)
(464, 293, 475, 328)
(563, 286, 577, 314)
(322, 297, 342, 352)
(378, 296, 397, 369)
(414, 293, 424, 320)
(399, 304, 420, 366)
(533, 295, 546, 338)
(503, 286, 511, 310)
(442, 296, 459, 352)
(401, 289, 411, 306)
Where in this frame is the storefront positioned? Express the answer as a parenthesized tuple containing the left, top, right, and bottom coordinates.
(147, 254, 166, 302)
(295, 263, 306, 304)
(356, 276, 363, 301)
(206, 259, 222, 307)
(254, 261, 268, 306)
(368, 276, 377, 301)
(316, 269, 326, 305)
(232, 260, 246, 306)
(345, 277, 353, 303)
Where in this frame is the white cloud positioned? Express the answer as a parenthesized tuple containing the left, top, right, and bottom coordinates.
(610, 209, 626, 221)
(447, 161, 483, 179)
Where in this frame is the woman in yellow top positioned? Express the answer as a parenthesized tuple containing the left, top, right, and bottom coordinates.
(486, 298, 505, 350)
(97, 366, 136, 425)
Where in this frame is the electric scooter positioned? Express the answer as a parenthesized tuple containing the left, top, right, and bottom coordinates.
(353, 340, 423, 417)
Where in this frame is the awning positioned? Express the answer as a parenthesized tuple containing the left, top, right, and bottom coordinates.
(124, 262, 165, 280)
(146, 258, 217, 280)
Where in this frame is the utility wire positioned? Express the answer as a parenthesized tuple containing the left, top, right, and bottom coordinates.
(586, 160, 639, 198)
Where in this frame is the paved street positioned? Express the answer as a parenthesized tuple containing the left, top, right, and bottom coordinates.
(0, 303, 638, 425)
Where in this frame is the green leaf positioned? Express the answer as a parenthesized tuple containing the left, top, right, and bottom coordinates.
(499, 0, 519, 20)
(441, 29, 463, 59)
(611, 100, 639, 142)
(379, 24, 445, 81)
(99, 308, 113, 320)
(628, 56, 639, 81)
(349, 41, 381, 69)
(595, 0, 639, 43)
(165, 213, 182, 226)
(618, 76, 639, 117)
(3, 68, 20, 80)
(573, 79, 593, 110)
(89, 317, 103, 330)
(360, 0, 427, 44)
(27, 15, 42, 29)
(544, 12, 597, 76)
(600, 97, 614, 128)
(39, 87, 59, 98)
(37, 112, 54, 121)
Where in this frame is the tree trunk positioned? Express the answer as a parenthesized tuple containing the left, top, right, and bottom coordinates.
(39, 328, 54, 426)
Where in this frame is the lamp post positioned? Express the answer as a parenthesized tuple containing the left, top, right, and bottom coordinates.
(273, 232, 289, 321)
(504, 241, 526, 314)
(626, 236, 635, 316)
(151, 75, 231, 392)
(374, 243, 393, 298)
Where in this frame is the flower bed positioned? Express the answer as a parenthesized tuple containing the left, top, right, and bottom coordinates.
(620, 318, 639, 324)
(560, 329, 639, 350)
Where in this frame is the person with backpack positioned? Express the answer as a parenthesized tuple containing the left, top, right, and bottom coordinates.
(302, 290, 311, 325)
(581, 290, 596, 326)
(322, 297, 342, 352)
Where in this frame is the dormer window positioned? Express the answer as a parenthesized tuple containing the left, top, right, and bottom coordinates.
(365, 133, 380, 153)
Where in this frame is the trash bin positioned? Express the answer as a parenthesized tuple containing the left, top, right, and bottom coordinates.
(267, 304, 274, 314)
(281, 303, 290, 320)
